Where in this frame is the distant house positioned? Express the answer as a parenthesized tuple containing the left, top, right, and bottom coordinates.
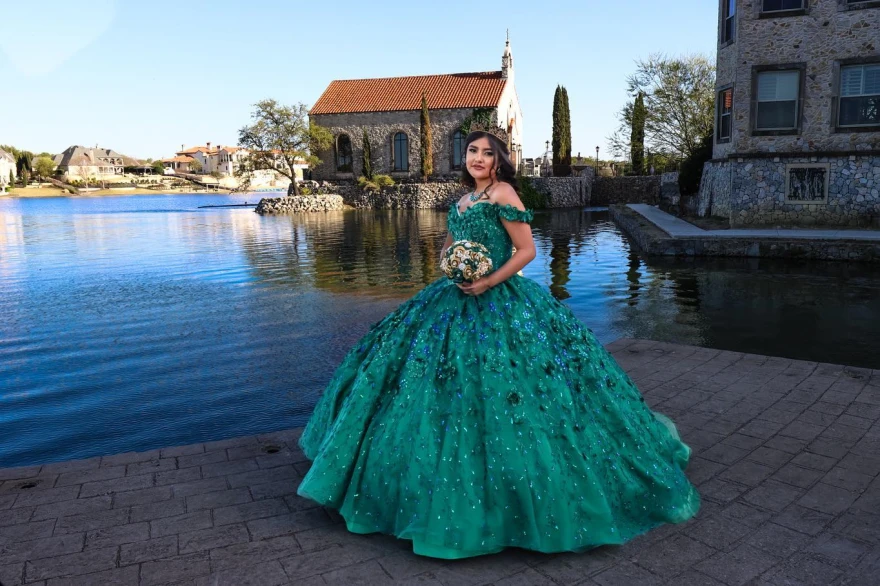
(166, 144, 309, 185)
(161, 155, 197, 174)
(309, 35, 523, 181)
(216, 146, 248, 176)
(168, 143, 248, 176)
(54, 146, 126, 181)
(0, 148, 16, 188)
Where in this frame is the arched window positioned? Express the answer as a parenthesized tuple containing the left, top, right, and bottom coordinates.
(392, 132, 408, 172)
(336, 134, 353, 172)
(451, 129, 466, 170)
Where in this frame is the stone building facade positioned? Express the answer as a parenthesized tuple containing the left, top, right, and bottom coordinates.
(700, 0, 880, 226)
(309, 37, 523, 182)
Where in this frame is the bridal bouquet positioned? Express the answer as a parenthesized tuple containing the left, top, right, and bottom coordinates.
(441, 241, 493, 284)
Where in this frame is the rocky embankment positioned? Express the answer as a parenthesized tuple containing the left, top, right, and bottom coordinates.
(254, 195, 344, 214)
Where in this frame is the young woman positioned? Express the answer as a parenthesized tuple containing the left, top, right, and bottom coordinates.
(297, 128, 700, 559)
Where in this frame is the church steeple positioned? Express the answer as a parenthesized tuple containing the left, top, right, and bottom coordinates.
(501, 31, 513, 80)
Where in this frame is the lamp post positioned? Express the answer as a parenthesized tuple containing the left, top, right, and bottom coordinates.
(595, 146, 599, 177)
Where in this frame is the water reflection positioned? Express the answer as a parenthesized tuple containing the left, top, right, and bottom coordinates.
(236, 210, 448, 298)
(2, 195, 880, 467)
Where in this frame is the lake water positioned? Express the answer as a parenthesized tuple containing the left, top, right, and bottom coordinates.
(2, 193, 880, 467)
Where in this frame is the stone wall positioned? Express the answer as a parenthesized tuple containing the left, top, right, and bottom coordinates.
(331, 181, 463, 209)
(730, 154, 880, 226)
(310, 109, 474, 182)
(255, 194, 344, 215)
(306, 178, 594, 210)
(530, 176, 591, 208)
(660, 172, 681, 213)
(592, 176, 660, 206)
(697, 162, 732, 219)
(699, 154, 880, 226)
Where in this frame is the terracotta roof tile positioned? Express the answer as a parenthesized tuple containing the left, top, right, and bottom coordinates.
(176, 146, 218, 155)
(311, 71, 506, 115)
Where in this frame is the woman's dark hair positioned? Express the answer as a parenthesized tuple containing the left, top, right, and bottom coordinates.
(460, 131, 519, 194)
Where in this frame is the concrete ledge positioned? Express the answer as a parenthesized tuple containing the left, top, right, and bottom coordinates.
(611, 204, 880, 262)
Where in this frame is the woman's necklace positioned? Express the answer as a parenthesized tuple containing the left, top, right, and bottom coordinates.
(468, 188, 488, 202)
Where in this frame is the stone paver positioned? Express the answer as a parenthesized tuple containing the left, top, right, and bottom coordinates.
(1, 339, 878, 585)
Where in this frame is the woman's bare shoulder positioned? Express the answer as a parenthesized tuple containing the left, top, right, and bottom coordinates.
(489, 182, 525, 211)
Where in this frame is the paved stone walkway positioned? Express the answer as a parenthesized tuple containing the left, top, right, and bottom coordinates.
(628, 204, 880, 241)
(1, 339, 878, 585)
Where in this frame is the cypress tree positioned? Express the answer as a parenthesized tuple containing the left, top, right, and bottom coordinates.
(553, 86, 573, 177)
(552, 86, 563, 177)
(8, 170, 13, 188)
(420, 92, 433, 181)
(631, 91, 647, 175)
(361, 128, 373, 180)
(562, 87, 572, 175)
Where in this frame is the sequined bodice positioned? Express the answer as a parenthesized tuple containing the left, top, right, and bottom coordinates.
(446, 203, 534, 271)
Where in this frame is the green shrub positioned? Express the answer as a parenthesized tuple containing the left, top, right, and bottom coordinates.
(517, 176, 547, 209)
(357, 176, 379, 192)
(679, 134, 713, 196)
(357, 174, 395, 193)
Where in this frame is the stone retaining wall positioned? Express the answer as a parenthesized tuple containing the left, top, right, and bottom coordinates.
(333, 181, 463, 209)
(305, 178, 594, 209)
(660, 172, 680, 213)
(593, 176, 660, 206)
(530, 176, 591, 208)
(698, 162, 732, 219)
(700, 155, 880, 227)
(254, 194, 344, 215)
(610, 204, 880, 263)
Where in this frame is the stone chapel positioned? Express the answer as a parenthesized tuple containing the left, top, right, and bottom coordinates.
(309, 36, 523, 181)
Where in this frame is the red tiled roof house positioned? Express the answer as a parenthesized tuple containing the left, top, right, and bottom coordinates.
(309, 37, 522, 181)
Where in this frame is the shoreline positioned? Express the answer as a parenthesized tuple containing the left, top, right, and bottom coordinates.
(2, 186, 241, 198)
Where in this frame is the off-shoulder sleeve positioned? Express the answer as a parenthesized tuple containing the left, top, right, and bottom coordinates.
(497, 204, 534, 224)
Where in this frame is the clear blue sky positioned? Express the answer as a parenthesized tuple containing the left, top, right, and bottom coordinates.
(1, 0, 717, 161)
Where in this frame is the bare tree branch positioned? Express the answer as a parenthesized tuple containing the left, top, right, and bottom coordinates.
(608, 53, 715, 162)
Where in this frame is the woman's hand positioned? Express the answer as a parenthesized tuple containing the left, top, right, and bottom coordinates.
(457, 278, 493, 296)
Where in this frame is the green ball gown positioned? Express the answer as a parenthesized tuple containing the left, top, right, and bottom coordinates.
(297, 202, 700, 559)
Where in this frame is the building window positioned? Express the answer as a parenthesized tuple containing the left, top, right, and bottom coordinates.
(335, 134, 352, 172)
(721, 0, 736, 43)
(755, 70, 801, 131)
(840, 0, 880, 9)
(392, 132, 408, 172)
(717, 87, 733, 142)
(762, 0, 805, 11)
(451, 129, 465, 170)
(786, 164, 829, 204)
(839, 64, 880, 127)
